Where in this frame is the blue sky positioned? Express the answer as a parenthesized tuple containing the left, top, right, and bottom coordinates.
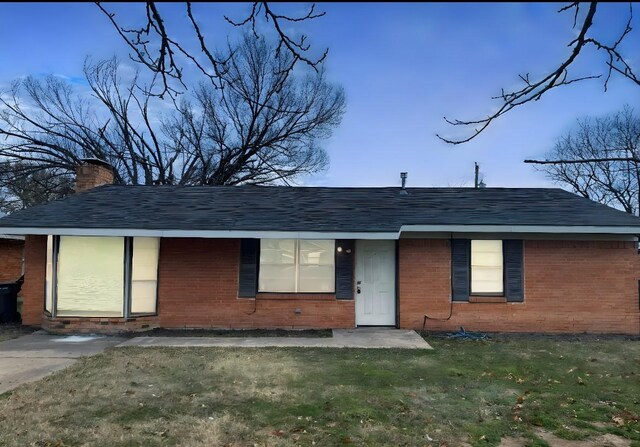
(1, 2, 639, 188)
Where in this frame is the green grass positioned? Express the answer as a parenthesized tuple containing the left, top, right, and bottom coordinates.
(0, 337, 638, 446)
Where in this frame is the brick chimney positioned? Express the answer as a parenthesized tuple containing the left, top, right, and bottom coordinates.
(75, 158, 115, 192)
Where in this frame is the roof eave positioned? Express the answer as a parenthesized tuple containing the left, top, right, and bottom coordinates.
(399, 224, 640, 235)
(0, 227, 398, 239)
(0, 224, 639, 239)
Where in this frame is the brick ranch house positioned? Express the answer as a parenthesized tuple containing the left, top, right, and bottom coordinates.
(0, 159, 639, 334)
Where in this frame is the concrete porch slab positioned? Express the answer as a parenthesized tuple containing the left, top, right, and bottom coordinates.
(117, 328, 432, 349)
(333, 328, 431, 349)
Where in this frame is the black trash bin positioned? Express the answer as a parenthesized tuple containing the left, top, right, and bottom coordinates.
(0, 276, 23, 323)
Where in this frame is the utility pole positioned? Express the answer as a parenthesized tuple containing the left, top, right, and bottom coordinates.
(474, 162, 479, 189)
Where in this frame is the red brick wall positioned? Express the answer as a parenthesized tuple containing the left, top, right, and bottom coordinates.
(21, 236, 46, 326)
(0, 238, 23, 282)
(157, 238, 354, 329)
(21, 236, 354, 331)
(42, 315, 159, 334)
(399, 239, 452, 329)
(75, 163, 114, 192)
(399, 239, 640, 334)
(20, 235, 640, 334)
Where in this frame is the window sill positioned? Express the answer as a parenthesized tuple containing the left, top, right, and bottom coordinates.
(127, 314, 158, 319)
(469, 296, 507, 303)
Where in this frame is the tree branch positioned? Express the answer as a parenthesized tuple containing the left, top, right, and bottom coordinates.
(438, 2, 637, 144)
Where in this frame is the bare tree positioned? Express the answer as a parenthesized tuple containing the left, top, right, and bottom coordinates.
(438, 2, 638, 144)
(164, 35, 343, 185)
(97, 2, 328, 99)
(0, 58, 177, 187)
(0, 162, 74, 214)
(527, 106, 640, 215)
(0, 35, 345, 210)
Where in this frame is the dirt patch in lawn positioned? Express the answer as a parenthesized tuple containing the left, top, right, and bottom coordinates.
(499, 429, 631, 447)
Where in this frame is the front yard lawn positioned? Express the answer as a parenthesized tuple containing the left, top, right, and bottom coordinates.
(0, 336, 638, 446)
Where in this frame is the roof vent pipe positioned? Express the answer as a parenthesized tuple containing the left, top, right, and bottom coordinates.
(400, 172, 408, 195)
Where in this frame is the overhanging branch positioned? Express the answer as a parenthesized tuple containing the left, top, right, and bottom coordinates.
(525, 157, 638, 164)
(438, 2, 637, 144)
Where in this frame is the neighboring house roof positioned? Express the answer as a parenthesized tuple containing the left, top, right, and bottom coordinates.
(0, 185, 639, 237)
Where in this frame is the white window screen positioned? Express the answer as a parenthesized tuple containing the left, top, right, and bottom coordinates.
(131, 237, 160, 314)
(471, 240, 504, 295)
(259, 239, 335, 293)
(45, 235, 53, 313)
(56, 236, 124, 317)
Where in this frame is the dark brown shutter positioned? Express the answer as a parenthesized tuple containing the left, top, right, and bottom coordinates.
(451, 239, 470, 301)
(504, 240, 524, 302)
(238, 239, 259, 298)
(335, 239, 354, 300)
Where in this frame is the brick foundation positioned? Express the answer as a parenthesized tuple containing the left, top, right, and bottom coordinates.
(41, 316, 160, 334)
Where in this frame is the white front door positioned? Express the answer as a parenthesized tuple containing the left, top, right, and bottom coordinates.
(355, 240, 396, 326)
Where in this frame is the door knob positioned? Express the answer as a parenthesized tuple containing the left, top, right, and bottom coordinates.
(357, 286, 361, 294)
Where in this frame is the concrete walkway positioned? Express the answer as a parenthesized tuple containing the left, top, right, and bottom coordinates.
(0, 332, 125, 394)
(117, 328, 432, 349)
(0, 328, 429, 394)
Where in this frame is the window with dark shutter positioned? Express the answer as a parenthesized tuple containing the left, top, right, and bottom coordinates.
(335, 239, 354, 299)
(238, 239, 259, 298)
(451, 239, 470, 301)
(503, 240, 524, 302)
(470, 240, 504, 295)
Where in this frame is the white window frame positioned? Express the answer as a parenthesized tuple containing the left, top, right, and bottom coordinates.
(46, 235, 160, 318)
(129, 237, 160, 316)
(44, 235, 54, 314)
(470, 240, 504, 296)
(258, 239, 335, 293)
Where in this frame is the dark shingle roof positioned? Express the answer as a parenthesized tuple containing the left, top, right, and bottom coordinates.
(0, 185, 639, 233)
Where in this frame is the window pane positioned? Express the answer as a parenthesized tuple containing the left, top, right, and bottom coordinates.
(259, 239, 336, 293)
(471, 267, 503, 293)
(259, 264, 296, 292)
(471, 240, 503, 294)
(131, 237, 159, 314)
(56, 236, 124, 317)
(299, 240, 334, 265)
(131, 281, 157, 313)
(298, 240, 335, 292)
(298, 265, 335, 293)
(260, 239, 296, 264)
(45, 235, 53, 313)
(259, 239, 296, 292)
